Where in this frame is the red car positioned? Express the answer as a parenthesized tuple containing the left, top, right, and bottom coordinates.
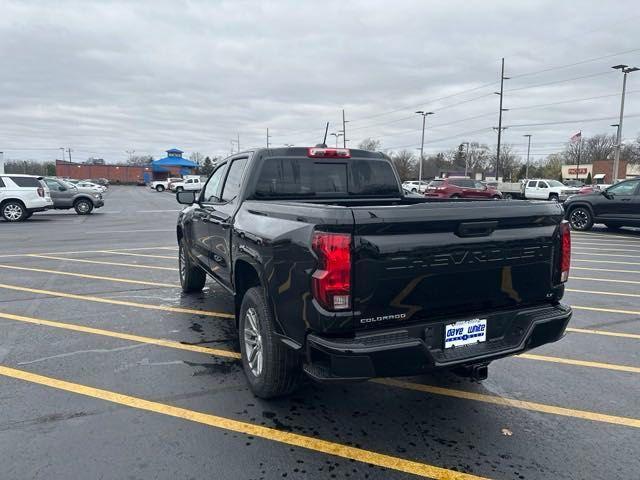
(425, 178, 502, 199)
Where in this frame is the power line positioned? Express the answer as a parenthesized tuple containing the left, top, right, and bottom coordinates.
(507, 112, 640, 129)
(507, 70, 617, 93)
(509, 89, 640, 110)
(509, 47, 640, 79)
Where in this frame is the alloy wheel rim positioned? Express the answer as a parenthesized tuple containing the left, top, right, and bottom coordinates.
(571, 209, 588, 229)
(78, 202, 89, 213)
(4, 204, 22, 220)
(179, 246, 186, 281)
(244, 307, 263, 377)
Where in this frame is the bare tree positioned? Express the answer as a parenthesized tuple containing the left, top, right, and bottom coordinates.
(389, 150, 417, 180)
(358, 138, 382, 151)
(189, 152, 205, 165)
(127, 155, 153, 165)
(491, 144, 521, 181)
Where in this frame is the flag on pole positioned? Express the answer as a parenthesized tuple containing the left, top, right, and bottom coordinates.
(570, 131, 582, 143)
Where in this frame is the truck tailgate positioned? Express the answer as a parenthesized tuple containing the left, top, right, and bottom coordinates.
(351, 200, 565, 330)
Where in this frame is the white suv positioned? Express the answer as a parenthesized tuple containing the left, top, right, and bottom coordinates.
(0, 174, 53, 221)
(402, 180, 429, 193)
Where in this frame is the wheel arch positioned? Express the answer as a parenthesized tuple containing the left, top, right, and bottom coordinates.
(234, 259, 263, 326)
(565, 201, 595, 218)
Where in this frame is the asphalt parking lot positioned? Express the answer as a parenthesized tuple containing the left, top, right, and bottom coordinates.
(1, 186, 639, 480)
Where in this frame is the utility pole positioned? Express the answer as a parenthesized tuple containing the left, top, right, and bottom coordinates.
(0, 151, 4, 174)
(576, 133, 582, 180)
(461, 142, 470, 177)
(494, 58, 509, 181)
(266, 128, 271, 148)
(341, 109, 348, 148)
(237, 133, 241, 152)
(67, 147, 73, 163)
(612, 64, 639, 182)
(415, 111, 434, 186)
(523, 134, 532, 179)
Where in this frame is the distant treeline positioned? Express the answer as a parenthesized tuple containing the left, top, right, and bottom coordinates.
(3, 160, 56, 176)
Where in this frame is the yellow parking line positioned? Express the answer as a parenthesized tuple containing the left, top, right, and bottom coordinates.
(28, 254, 176, 271)
(0, 264, 177, 288)
(374, 378, 640, 429)
(0, 246, 177, 258)
(567, 288, 640, 299)
(571, 304, 640, 318)
(573, 246, 640, 253)
(572, 266, 640, 275)
(566, 326, 640, 340)
(570, 276, 640, 285)
(97, 251, 176, 260)
(0, 311, 240, 359)
(516, 353, 640, 374)
(0, 283, 235, 319)
(573, 258, 640, 266)
(572, 251, 640, 259)
(0, 366, 489, 480)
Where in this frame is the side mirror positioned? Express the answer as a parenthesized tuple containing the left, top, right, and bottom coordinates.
(176, 190, 196, 205)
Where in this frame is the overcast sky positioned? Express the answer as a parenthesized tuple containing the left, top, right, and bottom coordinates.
(1, 0, 639, 164)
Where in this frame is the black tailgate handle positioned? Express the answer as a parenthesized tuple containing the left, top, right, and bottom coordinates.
(456, 221, 498, 238)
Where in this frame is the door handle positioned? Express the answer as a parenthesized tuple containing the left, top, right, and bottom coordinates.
(206, 215, 231, 227)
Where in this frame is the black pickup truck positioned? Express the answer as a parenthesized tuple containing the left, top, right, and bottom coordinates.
(176, 147, 572, 398)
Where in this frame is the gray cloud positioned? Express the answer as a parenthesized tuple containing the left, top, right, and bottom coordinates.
(1, 0, 639, 163)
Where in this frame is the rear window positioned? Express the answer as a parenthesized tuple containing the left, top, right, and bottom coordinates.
(9, 176, 41, 188)
(254, 158, 399, 198)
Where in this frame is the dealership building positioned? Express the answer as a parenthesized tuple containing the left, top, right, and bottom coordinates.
(561, 159, 640, 183)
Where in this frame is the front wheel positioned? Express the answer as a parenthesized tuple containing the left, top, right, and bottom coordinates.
(175, 186, 184, 192)
(155, 185, 165, 192)
(549, 193, 559, 202)
(568, 207, 593, 231)
(2, 201, 26, 222)
(239, 287, 300, 398)
(74, 199, 93, 215)
(178, 239, 206, 292)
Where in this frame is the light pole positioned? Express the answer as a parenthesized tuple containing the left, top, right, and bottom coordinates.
(415, 111, 434, 185)
(523, 134, 532, 179)
(461, 142, 470, 177)
(330, 132, 343, 148)
(612, 64, 639, 182)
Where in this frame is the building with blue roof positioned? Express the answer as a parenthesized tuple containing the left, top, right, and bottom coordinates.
(149, 148, 197, 181)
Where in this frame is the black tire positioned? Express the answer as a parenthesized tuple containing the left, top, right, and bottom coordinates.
(1, 201, 27, 222)
(504, 193, 513, 200)
(155, 185, 165, 192)
(605, 223, 622, 230)
(176, 186, 184, 192)
(450, 194, 461, 199)
(568, 206, 593, 231)
(74, 199, 94, 215)
(239, 287, 300, 398)
(178, 239, 206, 292)
(549, 193, 559, 202)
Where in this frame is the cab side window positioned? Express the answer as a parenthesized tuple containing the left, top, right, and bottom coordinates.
(221, 158, 248, 202)
(202, 164, 227, 203)
(607, 180, 640, 196)
(527, 181, 537, 188)
(538, 182, 548, 189)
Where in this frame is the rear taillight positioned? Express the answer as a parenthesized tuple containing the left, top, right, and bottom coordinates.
(307, 148, 351, 158)
(311, 231, 351, 311)
(559, 221, 571, 283)
(37, 187, 44, 197)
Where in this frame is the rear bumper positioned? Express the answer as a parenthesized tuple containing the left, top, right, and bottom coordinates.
(303, 303, 572, 381)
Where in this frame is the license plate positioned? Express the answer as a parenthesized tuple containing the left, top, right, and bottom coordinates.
(444, 318, 487, 349)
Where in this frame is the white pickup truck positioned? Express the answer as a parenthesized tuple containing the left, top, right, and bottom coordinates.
(150, 177, 182, 192)
(498, 179, 580, 202)
(170, 176, 202, 192)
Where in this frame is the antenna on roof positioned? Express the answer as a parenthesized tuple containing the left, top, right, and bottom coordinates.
(316, 122, 329, 148)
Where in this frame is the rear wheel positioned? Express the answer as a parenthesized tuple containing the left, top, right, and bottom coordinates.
(450, 194, 461, 199)
(155, 185, 165, 192)
(178, 239, 206, 292)
(504, 193, 513, 199)
(568, 206, 593, 231)
(1, 201, 26, 222)
(239, 287, 300, 398)
(74, 199, 93, 215)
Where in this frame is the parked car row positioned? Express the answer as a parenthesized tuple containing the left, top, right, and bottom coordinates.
(1, 174, 105, 222)
(150, 175, 203, 192)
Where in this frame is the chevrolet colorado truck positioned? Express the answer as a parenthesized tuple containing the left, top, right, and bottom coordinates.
(176, 147, 572, 398)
